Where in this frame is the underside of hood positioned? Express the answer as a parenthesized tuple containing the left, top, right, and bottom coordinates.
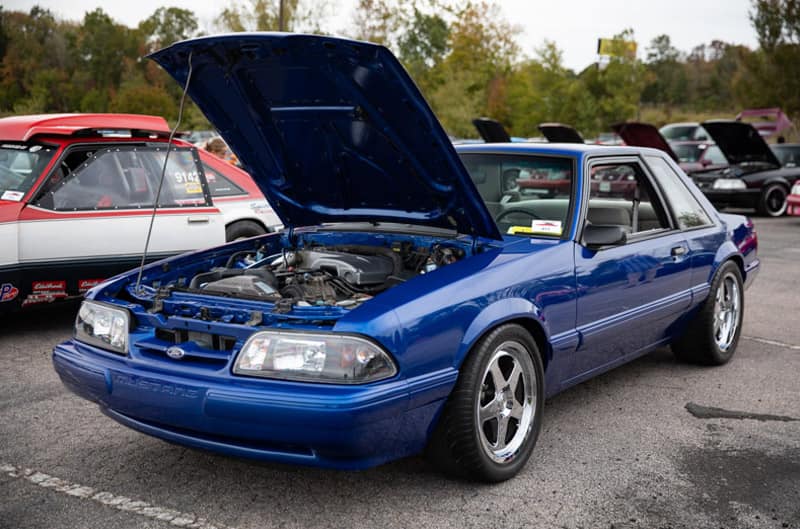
(701, 120, 780, 167)
(472, 117, 511, 143)
(149, 33, 500, 240)
(611, 122, 678, 162)
(538, 123, 584, 144)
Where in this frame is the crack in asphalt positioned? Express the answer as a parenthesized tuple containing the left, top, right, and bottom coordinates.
(685, 402, 799, 422)
(742, 335, 800, 351)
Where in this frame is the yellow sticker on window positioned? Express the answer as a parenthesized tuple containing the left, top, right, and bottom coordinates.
(184, 182, 203, 194)
(507, 226, 534, 235)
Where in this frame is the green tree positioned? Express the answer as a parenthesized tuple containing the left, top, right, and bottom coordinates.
(427, 1, 520, 136)
(138, 7, 198, 52)
(744, 0, 800, 115)
(642, 35, 688, 108)
(217, 0, 330, 32)
(580, 29, 646, 131)
(77, 9, 136, 91)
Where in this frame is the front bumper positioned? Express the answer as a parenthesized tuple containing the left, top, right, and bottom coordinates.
(787, 194, 800, 216)
(53, 340, 457, 469)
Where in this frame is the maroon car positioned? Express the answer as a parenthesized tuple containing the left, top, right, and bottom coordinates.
(612, 122, 728, 175)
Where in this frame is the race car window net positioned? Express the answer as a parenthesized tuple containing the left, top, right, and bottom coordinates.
(33, 146, 209, 211)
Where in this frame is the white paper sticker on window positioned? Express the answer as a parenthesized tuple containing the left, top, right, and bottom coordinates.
(1, 190, 24, 202)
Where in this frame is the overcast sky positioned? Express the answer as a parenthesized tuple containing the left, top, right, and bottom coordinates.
(5, 0, 759, 71)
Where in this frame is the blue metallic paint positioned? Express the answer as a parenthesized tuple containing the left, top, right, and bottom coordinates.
(53, 35, 760, 471)
(53, 142, 760, 470)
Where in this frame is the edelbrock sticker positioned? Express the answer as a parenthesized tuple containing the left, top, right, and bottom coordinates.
(78, 279, 104, 293)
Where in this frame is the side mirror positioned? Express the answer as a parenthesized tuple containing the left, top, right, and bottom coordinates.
(583, 224, 627, 249)
(701, 158, 712, 167)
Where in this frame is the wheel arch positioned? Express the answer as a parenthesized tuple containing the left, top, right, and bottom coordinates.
(456, 299, 553, 373)
(225, 217, 269, 232)
(712, 243, 746, 283)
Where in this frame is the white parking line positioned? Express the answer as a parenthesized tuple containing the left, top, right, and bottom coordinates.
(742, 335, 800, 351)
(1, 462, 237, 529)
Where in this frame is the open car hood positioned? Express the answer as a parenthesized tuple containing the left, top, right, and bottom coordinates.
(701, 120, 780, 166)
(612, 122, 678, 162)
(150, 33, 501, 239)
(538, 123, 584, 144)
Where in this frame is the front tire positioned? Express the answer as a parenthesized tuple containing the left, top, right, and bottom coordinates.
(225, 220, 267, 242)
(757, 183, 788, 217)
(672, 261, 744, 365)
(427, 324, 544, 482)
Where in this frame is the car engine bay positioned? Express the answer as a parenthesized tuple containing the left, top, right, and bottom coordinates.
(155, 236, 470, 312)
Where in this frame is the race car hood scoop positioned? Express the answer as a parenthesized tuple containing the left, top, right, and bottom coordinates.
(701, 120, 780, 167)
(149, 33, 501, 240)
(612, 122, 679, 162)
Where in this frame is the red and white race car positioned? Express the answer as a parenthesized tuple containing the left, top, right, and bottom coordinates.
(0, 113, 281, 312)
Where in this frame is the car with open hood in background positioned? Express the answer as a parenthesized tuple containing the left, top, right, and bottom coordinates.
(53, 33, 759, 482)
(0, 113, 280, 313)
(612, 122, 728, 175)
(691, 120, 800, 216)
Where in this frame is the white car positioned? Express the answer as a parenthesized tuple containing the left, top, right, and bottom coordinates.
(0, 113, 281, 312)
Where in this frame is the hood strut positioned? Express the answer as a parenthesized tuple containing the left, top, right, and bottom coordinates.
(135, 51, 194, 293)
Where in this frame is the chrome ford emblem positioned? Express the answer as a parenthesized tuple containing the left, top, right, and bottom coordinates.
(166, 346, 186, 360)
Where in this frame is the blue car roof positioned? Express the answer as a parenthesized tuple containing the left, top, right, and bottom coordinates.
(454, 142, 652, 158)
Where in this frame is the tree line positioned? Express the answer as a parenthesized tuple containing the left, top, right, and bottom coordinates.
(1, 0, 797, 138)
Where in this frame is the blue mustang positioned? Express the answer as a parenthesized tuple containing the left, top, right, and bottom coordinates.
(53, 34, 759, 482)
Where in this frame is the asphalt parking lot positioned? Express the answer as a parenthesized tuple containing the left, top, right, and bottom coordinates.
(1, 216, 798, 529)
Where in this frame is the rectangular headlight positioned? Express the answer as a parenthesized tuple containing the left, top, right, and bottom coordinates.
(712, 178, 746, 190)
(233, 330, 397, 384)
(74, 300, 130, 355)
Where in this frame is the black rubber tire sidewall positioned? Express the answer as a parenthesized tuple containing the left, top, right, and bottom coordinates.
(758, 184, 788, 217)
(673, 261, 744, 365)
(225, 220, 267, 242)
(428, 324, 545, 482)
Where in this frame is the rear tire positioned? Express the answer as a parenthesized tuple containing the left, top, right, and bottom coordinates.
(225, 220, 266, 242)
(757, 183, 788, 217)
(672, 261, 744, 365)
(427, 324, 544, 482)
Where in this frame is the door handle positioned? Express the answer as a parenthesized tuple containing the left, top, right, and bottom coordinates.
(187, 216, 210, 224)
(670, 246, 687, 257)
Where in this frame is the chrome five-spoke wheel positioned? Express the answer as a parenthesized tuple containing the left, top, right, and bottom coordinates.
(477, 343, 535, 463)
(427, 324, 544, 482)
(672, 261, 744, 366)
(713, 273, 741, 352)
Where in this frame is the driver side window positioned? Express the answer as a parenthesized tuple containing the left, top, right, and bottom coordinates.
(587, 160, 670, 235)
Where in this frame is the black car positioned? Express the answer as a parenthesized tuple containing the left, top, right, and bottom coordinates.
(770, 143, 800, 168)
(690, 120, 800, 216)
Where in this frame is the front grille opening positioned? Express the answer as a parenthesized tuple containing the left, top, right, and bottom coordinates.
(155, 328, 237, 352)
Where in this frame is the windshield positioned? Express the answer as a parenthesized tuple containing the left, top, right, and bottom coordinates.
(672, 143, 702, 162)
(459, 153, 574, 237)
(0, 143, 57, 200)
(660, 125, 705, 141)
